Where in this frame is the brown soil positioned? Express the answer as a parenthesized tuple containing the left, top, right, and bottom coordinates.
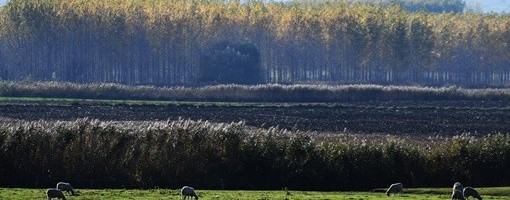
(1, 100, 509, 135)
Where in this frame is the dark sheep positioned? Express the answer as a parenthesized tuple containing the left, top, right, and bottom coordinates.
(452, 189, 465, 200)
(46, 188, 66, 200)
(463, 187, 482, 200)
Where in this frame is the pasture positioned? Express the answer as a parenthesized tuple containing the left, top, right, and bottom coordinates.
(0, 187, 509, 200)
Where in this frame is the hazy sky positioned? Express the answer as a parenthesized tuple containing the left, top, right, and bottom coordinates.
(476, 0, 510, 13)
(0, 0, 508, 13)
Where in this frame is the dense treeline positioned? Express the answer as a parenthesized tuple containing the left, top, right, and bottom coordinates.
(0, 119, 509, 190)
(0, 0, 509, 87)
(2, 81, 510, 102)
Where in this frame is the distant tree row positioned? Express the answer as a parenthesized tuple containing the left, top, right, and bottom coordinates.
(350, 0, 465, 13)
(0, 0, 509, 87)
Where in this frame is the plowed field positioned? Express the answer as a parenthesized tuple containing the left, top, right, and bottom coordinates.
(1, 100, 509, 135)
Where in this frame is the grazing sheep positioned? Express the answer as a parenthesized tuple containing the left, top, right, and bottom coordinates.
(386, 183, 403, 196)
(452, 189, 465, 200)
(463, 187, 482, 200)
(181, 186, 199, 200)
(453, 182, 464, 191)
(46, 188, 66, 200)
(56, 182, 75, 195)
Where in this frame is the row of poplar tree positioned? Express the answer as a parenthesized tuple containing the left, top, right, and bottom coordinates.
(0, 0, 509, 86)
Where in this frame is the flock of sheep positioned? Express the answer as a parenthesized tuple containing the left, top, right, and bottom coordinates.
(46, 182, 76, 200)
(452, 182, 483, 200)
(385, 182, 483, 200)
(46, 181, 483, 199)
(46, 183, 199, 200)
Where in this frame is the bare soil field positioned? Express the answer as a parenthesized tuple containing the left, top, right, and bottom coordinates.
(0, 100, 509, 135)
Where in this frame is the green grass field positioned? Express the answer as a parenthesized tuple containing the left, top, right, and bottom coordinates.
(0, 187, 508, 200)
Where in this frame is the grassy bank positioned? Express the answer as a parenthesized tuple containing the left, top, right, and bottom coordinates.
(0, 187, 508, 200)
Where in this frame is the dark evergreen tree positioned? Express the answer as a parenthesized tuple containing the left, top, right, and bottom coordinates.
(199, 41, 262, 85)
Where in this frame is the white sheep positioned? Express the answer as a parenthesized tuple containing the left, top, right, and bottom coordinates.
(452, 189, 465, 200)
(453, 182, 463, 191)
(181, 186, 199, 200)
(46, 188, 66, 200)
(463, 187, 482, 200)
(56, 182, 76, 195)
(385, 183, 403, 196)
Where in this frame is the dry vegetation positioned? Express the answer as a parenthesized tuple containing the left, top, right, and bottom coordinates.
(0, 118, 508, 190)
(2, 81, 510, 102)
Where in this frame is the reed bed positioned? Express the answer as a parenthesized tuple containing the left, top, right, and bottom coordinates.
(1, 81, 510, 102)
(0, 118, 508, 190)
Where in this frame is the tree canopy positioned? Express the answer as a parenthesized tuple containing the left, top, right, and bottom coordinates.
(0, 0, 508, 87)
